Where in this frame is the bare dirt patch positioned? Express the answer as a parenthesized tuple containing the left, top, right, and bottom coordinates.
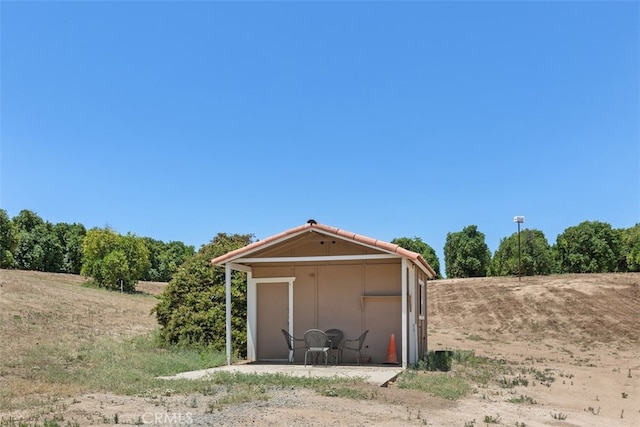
(426, 273, 640, 426)
(1, 270, 639, 426)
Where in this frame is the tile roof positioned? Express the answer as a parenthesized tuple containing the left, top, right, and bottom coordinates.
(211, 221, 436, 278)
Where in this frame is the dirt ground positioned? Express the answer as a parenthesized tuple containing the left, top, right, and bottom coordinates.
(1, 270, 639, 426)
(422, 273, 640, 427)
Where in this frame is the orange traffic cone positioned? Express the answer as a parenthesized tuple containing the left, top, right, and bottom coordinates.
(384, 333, 399, 364)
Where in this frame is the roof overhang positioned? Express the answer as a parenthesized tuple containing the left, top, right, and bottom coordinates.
(212, 222, 436, 279)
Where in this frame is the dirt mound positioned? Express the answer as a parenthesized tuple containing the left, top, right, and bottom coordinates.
(428, 273, 640, 347)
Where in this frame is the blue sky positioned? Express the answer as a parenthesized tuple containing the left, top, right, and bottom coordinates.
(1, 1, 638, 271)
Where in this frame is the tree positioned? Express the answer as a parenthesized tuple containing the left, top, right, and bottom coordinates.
(81, 228, 150, 292)
(0, 209, 18, 268)
(159, 241, 195, 281)
(142, 238, 195, 282)
(620, 223, 640, 272)
(13, 209, 44, 233)
(153, 233, 253, 353)
(490, 229, 552, 276)
(80, 227, 119, 285)
(141, 237, 164, 281)
(444, 225, 491, 278)
(53, 222, 86, 274)
(12, 210, 64, 272)
(391, 236, 442, 278)
(554, 221, 622, 273)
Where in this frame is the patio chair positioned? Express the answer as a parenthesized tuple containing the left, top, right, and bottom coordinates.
(304, 329, 330, 366)
(281, 329, 305, 364)
(324, 328, 343, 364)
(339, 330, 369, 365)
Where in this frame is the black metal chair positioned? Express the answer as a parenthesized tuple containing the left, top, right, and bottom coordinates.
(304, 329, 330, 366)
(339, 330, 369, 364)
(324, 328, 343, 364)
(281, 329, 305, 364)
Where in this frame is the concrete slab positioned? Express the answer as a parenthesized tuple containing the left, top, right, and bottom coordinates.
(160, 363, 405, 387)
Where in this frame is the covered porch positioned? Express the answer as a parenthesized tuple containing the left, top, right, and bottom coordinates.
(212, 221, 436, 368)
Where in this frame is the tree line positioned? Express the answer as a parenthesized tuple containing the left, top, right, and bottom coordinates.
(391, 221, 638, 279)
(2, 209, 638, 291)
(0, 209, 195, 288)
(440, 222, 639, 279)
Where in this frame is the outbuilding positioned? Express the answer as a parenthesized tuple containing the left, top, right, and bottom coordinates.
(211, 220, 437, 367)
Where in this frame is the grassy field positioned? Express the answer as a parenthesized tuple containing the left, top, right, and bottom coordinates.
(1, 269, 639, 426)
(0, 271, 223, 407)
(0, 270, 378, 425)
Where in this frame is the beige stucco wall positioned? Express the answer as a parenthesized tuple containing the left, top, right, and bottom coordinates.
(243, 232, 432, 364)
(252, 260, 403, 363)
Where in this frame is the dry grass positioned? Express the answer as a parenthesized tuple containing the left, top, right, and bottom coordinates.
(1, 269, 639, 426)
(0, 269, 165, 406)
(428, 272, 640, 347)
(426, 272, 640, 427)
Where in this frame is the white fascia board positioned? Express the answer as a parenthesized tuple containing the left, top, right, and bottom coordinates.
(228, 262, 253, 273)
(234, 254, 400, 264)
(252, 276, 296, 283)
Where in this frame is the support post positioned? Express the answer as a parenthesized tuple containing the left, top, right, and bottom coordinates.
(401, 258, 408, 368)
(513, 216, 525, 282)
(517, 221, 522, 282)
(225, 263, 232, 365)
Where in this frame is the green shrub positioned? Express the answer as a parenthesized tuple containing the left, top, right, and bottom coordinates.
(420, 350, 453, 372)
(153, 233, 253, 354)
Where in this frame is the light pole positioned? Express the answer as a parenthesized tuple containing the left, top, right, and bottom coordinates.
(513, 216, 525, 282)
